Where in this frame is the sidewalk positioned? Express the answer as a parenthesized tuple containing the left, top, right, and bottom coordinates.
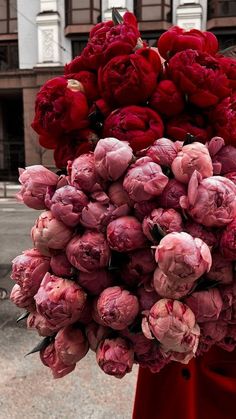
(0, 182, 20, 199)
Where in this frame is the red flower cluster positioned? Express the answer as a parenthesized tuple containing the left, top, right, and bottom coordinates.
(31, 13, 236, 167)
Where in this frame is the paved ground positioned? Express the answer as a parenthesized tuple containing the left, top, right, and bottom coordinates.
(0, 200, 138, 419)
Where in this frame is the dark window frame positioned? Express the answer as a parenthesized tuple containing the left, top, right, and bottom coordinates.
(0, 41, 18, 71)
(208, 0, 236, 19)
(65, 0, 101, 25)
(0, 0, 17, 35)
(134, 0, 171, 22)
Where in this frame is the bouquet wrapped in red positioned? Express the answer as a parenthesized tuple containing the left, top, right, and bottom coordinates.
(11, 11, 236, 380)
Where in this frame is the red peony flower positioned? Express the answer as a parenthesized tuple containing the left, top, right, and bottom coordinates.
(168, 50, 231, 108)
(149, 80, 185, 117)
(31, 77, 89, 142)
(65, 13, 141, 72)
(166, 112, 212, 143)
(98, 48, 161, 107)
(210, 92, 236, 145)
(157, 26, 218, 59)
(218, 55, 236, 90)
(65, 70, 99, 103)
(103, 106, 164, 152)
(53, 130, 96, 169)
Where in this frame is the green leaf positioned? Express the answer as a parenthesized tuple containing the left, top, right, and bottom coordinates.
(183, 133, 196, 146)
(151, 225, 165, 243)
(112, 8, 123, 25)
(25, 336, 53, 356)
(16, 311, 29, 323)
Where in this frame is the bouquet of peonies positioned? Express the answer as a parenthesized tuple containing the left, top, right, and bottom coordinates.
(10, 10, 236, 379)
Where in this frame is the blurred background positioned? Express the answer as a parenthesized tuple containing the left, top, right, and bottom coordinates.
(0, 0, 236, 418)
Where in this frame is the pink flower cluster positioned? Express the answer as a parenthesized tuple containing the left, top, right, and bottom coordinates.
(11, 14, 236, 380)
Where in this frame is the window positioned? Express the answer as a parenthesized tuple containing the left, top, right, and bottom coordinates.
(134, 0, 171, 22)
(0, 0, 17, 34)
(72, 39, 88, 57)
(0, 42, 18, 70)
(208, 1, 236, 19)
(65, 0, 101, 25)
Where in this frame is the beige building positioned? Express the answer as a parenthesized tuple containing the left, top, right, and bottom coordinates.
(0, 0, 235, 180)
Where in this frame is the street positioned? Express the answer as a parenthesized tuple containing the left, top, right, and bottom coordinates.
(0, 201, 137, 419)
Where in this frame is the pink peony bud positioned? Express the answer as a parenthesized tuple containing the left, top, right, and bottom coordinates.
(120, 329, 164, 369)
(153, 267, 194, 299)
(155, 232, 212, 282)
(184, 289, 223, 323)
(158, 178, 187, 209)
(34, 273, 86, 328)
(107, 216, 147, 252)
(27, 312, 58, 336)
(11, 248, 50, 298)
(134, 200, 158, 222)
(212, 144, 236, 175)
(142, 299, 200, 355)
(146, 137, 182, 167)
(92, 297, 108, 326)
(180, 171, 236, 227)
(206, 252, 233, 284)
(96, 286, 139, 330)
(31, 211, 73, 256)
(142, 208, 183, 242)
(172, 142, 213, 184)
(108, 181, 133, 210)
(86, 322, 111, 351)
(50, 252, 74, 277)
(49, 185, 88, 227)
(220, 282, 236, 312)
(77, 270, 113, 296)
(200, 320, 227, 343)
(68, 153, 101, 192)
(184, 221, 218, 249)
(96, 337, 134, 378)
(17, 165, 58, 210)
(80, 201, 127, 232)
(220, 219, 236, 261)
(121, 248, 156, 287)
(218, 325, 236, 352)
(207, 136, 225, 158)
(78, 298, 93, 325)
(135, 340, 170, 372)
(94, 137, 133, 180)
(40, 342, 75, 379)
(137, 284, 160, 311)
(10, 284, 35, 311)
(149, 80, 185, 117)
(123, 157, 168, 202)
(225, 171, 236, 185)
(66, 231, 111, 272)
(54, 325, 89, 365)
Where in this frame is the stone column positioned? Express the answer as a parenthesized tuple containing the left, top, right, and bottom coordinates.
(23, 87, 54, 168)
(36, 0, 62, 66)
(102, 0, 134, 21)
(172, 0, 207, 31)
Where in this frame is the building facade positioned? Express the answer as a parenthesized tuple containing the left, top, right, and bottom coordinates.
(0, 0, 235, 179)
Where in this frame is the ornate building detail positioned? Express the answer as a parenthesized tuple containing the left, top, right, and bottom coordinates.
(172, 0, 207, 30)
(42, 29, 54, 62)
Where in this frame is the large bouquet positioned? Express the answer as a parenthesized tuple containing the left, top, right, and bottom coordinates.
(10, 11, 236, 379)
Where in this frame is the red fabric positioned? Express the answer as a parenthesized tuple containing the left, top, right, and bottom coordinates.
(132, 346, 236, 419)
